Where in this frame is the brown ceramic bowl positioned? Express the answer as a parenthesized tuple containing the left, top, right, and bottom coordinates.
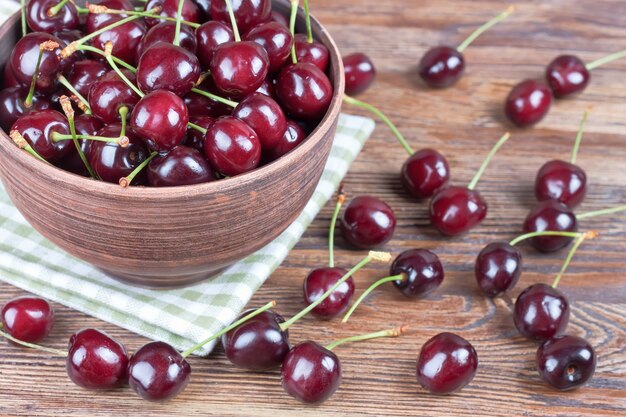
(0, 1, 344, 287)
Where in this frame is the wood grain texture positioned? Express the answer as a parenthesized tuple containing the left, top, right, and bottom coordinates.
(0, 0, 625, 415)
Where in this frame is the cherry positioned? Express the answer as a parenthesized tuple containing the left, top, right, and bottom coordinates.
(3, 64, 24, 89)
(67, 59, 109, 98)
(536, 335, 596, 390)
(546, 55, 590, 99)
(275, 62, 333, 121)
(27, 0, 80, 34)
(88, 70, 140, 124)
(210, 41, 270, 98)
(504, 80, 553, 127)
(194, 0, 211, 20)
(143, 0, 201, 28)
(185, 115, 215, 151)
(522, 200, 578, 252)
(210, 0, 272, 35)
(294, 34, 329, 72)
(390, 249, 444, 298)
(147, 146, 216, 186)
(245, 22, 293, 73)
(196, 21, 234, 69)
(1, 296, 54, 343)
(89, 13, 147, 67)
(56, 114, 104, 175)
(514, 283, 569, 341)
(340, 196, 396, 249)
(66, 328, 129, 390)
(475, 242, 522, 297)
(0, 87, 52, 132)
(11, 109, 73, 162)
(203, 116, 261, 177)
(10, 32, 68, 93)
(402, 148, 450, 199)
(137, 22, 198, 61)
(263, 119, 306, 162)
(137, 42, 201, 96)
(343, 53, 376, 96)
(232, 92, 287, 151)
(303, 268, 354, 320)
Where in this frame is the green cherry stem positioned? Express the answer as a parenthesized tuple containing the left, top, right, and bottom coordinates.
(551, 231, 596, 288)
(328, 185, 345, 268)
(571, 108, 590, 165)
(181, 301, 277, 358)
(289, 0, 299, 64)
(20, 0, 27, 37)
(52, 132, 130, 146)
(173, 0, 185, 46)
(341, 273, 405, 323)
(74, 44, 138, 72)
(325, 326, 407, 351)
(119, 106, 129, 137)
(224, 0, 241, 41)
(303, 0, 313, 43)
(119, 151, 158, 188)
(57, 75, 92, 114)
(456, 5, 515, 53)
(279, 251, 392, 331)
(577, 205, 626, 220)
(47, 0, 70, 17)
(343, 95, 413, 155)
(187, 122, 208, 135)
(24, 42, 53, 108)
(586, 48, 626, 71)
(0, 327, 67, 356)
(59, 96, 97, 178)
(84, 5, 200, 28)
(509, 231, 586, 247)
(190, 87, 238, 107)
(9, 130, 47, 162)
(103, 42, 145, 98)
(467, 132, 511, 191)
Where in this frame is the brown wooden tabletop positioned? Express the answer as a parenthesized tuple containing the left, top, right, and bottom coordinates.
(1, 0, 625, 415)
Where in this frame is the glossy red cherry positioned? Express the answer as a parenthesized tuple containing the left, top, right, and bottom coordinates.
(195, 21, 234, 69)
(281, 341, 341, 404)
(275, 62, 333, 121)
(27, 0, 79, 34)
(546, 55, 590, 99)
(475, 242, 522, 297)
(137, 42, 201, 96)
(390, 249, 444, 298)
(136, 22, 197, 61)
(522, 200, 578, 252)
(66, 59, 108, 98)
(416, 332, 478, 394)
(185, 115, 215, 151)
(10, 32, 68, 93)
(0, 87, 52, 131)
(210, 0, 271, 34)
(203, 116, 261, 177)
(535, 160, 587, 208)
(263, 119, 306, 162)
(232, 92, 287, 151)
(536, 335, 596, 390)
(340, 196, 396, 249)
(128, 341, 191, 401)
(221, 309, 290, 370)
(294, 34, 329, 72)
(402, 148, 450, 198)
(303, 267, 354, 320)
(88, 70, 140, 124)
(144, 0, 200, 28)
(66, 328, 129, 390)
(418, 46, 465, 89)
(89, 14, 147, 67)
(343, 53, 376, 96)
(245, 22, 293, 73)
(56, 114, 104, 175)
(148, 146, 215, 186)
(514, 283, 570, 341)
(505, 80, 553, 127)
(1, 296, 54, 343)
(210, 41, 270, 98)
(11, 109, 73, 162)
(194, 0, 211, 20)
(429, 186, 487, 236)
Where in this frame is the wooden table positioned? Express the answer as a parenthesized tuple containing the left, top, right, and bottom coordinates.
(1, 0, 625, 415)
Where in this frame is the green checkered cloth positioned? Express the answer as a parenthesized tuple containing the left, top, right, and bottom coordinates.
(0, 114, 375, 355)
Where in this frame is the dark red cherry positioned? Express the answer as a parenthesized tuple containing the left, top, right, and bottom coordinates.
(148, 146, 215, 186)
(263, 119, 306, 162)
(416, 332, 478, 394)
(221, 309, 290, 370)
(86, 0, 134, 33)
(401, 148, 450, 199)
(232, 92, 287, 151)
(1, 296, 54, 343)
(475, 242, 522, 297)
(390, 249, 444, 298)
(136, 42, 201, 96)
(303, 267, 354, 320)
(128, 341, 191, 401)
(210, 0, 271, 34)
(67, 59, 108, 98)
(275, 62, 333, 121)
(27, 0, 79, 34)
(522, 200, 578, 252)
(429, 186, 487, 236)
(88, 70, 140, 124)
(3, 63, 24, 89)
(270, 10, 289, 28)
(514, 283, 570, 341)
(294, 34, 329, 72)
(66, 328, 129, 390)
(505, 79, 553, 127)
(56, 114, 104, 175)
(194, 0, 211, 20)
(90, 16, 146, 67)
(10, 32, 68, 93)
(245, 22, 293, 73)
(136, 22, 197, 61)
(536, 335, 596, 390)
(144, 0, 200, 28)
(418, 46, 465, 89)
(340, 196, 396, 249)
(210, 41, 270, 98)
(281, 341, 341, 404)
(343, 53, 376, 96)
(185, 115, 215, 151)
(195, 21, 234, 69)
(11, 109, 73, 162)
(0, 87, 52, 131)
(546, 55, 590, 99)
(89, 124, 149, 184)
(535, 160, 587, 208)
(203, 116, 261, 176)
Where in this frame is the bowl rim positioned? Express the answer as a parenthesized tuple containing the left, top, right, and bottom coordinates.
(0, 1, 345, 199)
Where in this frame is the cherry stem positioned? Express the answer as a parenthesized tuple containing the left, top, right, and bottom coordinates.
(328, 185, 345, 268)
(577, 205, 626, 220)
(551, 231, 596, 288)
(509, 231, 585, 246)
(9, 130, 47, 162)
(119, 151, 158, 188)
(289, 0, 299, 64)
(119, 106, 129, 137)
(190, 87, 238, 108)
(52, 132, 130, 147)
(343, 95, 413, 155)
(75, 44, 137, 73)
(303, 0, 313, 43)
(47, 0, 70, 17)
(89, 7, 201, 28)
(0, 328, 67, 356)
(571, 108, 590, 165)
(173, 0, 185, 47)
(224, 0, 241, 42)
(21, 0, 26, 37)
(187, 122, 207, 135)
(59, 95, 97, 178)
(325, 326, 406, 351)
(180, 300, 277, 358)
(341, 273, 405, 323)
(103, 43, 145, 98)
(586, 49, 626, 71)
(467, 132, 511, 191)
(280, 251, 392, 331)
(57, 75, 92, 115)
(456, 5, 515, 53)
(24, 46, 46, 108)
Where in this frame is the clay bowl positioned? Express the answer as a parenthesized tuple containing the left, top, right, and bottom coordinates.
(0, 1, 345, 287)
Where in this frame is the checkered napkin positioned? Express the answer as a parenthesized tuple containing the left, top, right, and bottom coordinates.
(0, 114, 375, 355)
